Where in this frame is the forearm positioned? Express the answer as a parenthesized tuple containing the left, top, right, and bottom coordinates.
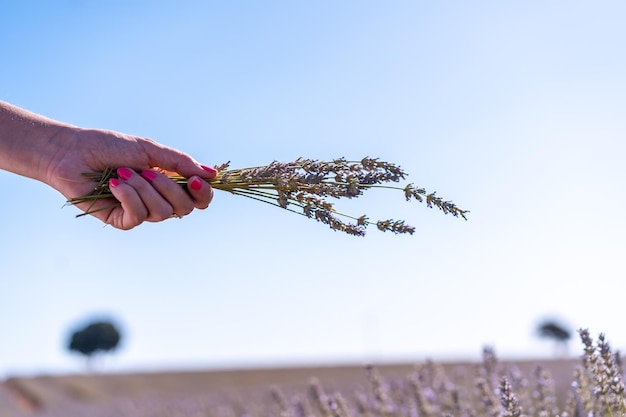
(0, 100, 216, 229)
(0, 100, 74, 181)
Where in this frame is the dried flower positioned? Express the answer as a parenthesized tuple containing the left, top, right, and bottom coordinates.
(499, 377, 525, 417)
(576, 329, 626, 417)
(68, 157, 468, 236)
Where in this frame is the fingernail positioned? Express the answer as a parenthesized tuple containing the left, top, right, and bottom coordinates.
(141, 170, 158, 182)
(109, 178, 121, 187)
(201, 165, 218, 178)
(117, 167, 133, 180)
(189, 177, 203, 191)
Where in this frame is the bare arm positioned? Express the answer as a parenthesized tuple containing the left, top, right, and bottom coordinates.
(0, 100, 217, 230)
(0, 100, 73, 181)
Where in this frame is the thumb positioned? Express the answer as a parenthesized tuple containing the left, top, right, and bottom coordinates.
(139, 138, 218, 179)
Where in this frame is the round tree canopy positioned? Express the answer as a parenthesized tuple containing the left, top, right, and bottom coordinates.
(68, 321, 121, 357)
(537, 321, 571, 342)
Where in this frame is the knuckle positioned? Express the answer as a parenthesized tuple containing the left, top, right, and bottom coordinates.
(180, 206, 194, 217)
(178, 200, 194, 216)
(126, 208, 148, 226)
(152, 206, 174, 221)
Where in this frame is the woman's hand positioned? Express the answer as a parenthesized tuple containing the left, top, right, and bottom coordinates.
(45, 127, 217, 230)
(0, 100, 217, 230)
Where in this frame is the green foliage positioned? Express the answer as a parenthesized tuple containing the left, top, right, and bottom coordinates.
(68, 321, 121, 358)
(537, 320, 572, 343)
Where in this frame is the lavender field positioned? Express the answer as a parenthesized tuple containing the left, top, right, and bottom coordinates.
(2, 331, 620, 417)
(0, 349, 581, 417)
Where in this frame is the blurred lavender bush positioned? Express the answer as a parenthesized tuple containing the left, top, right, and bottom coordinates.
(11, 329, 625, 417)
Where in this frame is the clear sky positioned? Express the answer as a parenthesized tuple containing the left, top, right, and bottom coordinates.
(1, 1, 625, 378)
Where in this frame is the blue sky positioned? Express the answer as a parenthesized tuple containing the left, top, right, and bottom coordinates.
(1, 1, 626, 377)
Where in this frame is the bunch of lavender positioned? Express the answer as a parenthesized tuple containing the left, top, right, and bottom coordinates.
(574, 329, 626, 417)
(68, 157, 468, 236)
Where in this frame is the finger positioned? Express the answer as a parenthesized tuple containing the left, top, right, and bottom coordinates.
(185, 175, 214, 210)
(117, 167, 175, 222)
(107, 177, 148, 230)
(138, 138, 219, 180)
(140, 169, 196, 216)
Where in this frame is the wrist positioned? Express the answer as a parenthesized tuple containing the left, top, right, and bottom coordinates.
(0, 101, 76, 182)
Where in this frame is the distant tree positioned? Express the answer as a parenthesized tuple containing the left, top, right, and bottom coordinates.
(536, 319, 571, 356)
(68, 320, 121, 367)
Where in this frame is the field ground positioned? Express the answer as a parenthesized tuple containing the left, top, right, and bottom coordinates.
(0, 358, 579, 416)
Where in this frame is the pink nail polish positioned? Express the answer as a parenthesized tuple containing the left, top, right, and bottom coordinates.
(117, 167, 133, 180)
(201, 165, 218, 178)
(141, 170, 158, 182)
(189, 177, 203, 191)
(109, 178, 121, 187)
